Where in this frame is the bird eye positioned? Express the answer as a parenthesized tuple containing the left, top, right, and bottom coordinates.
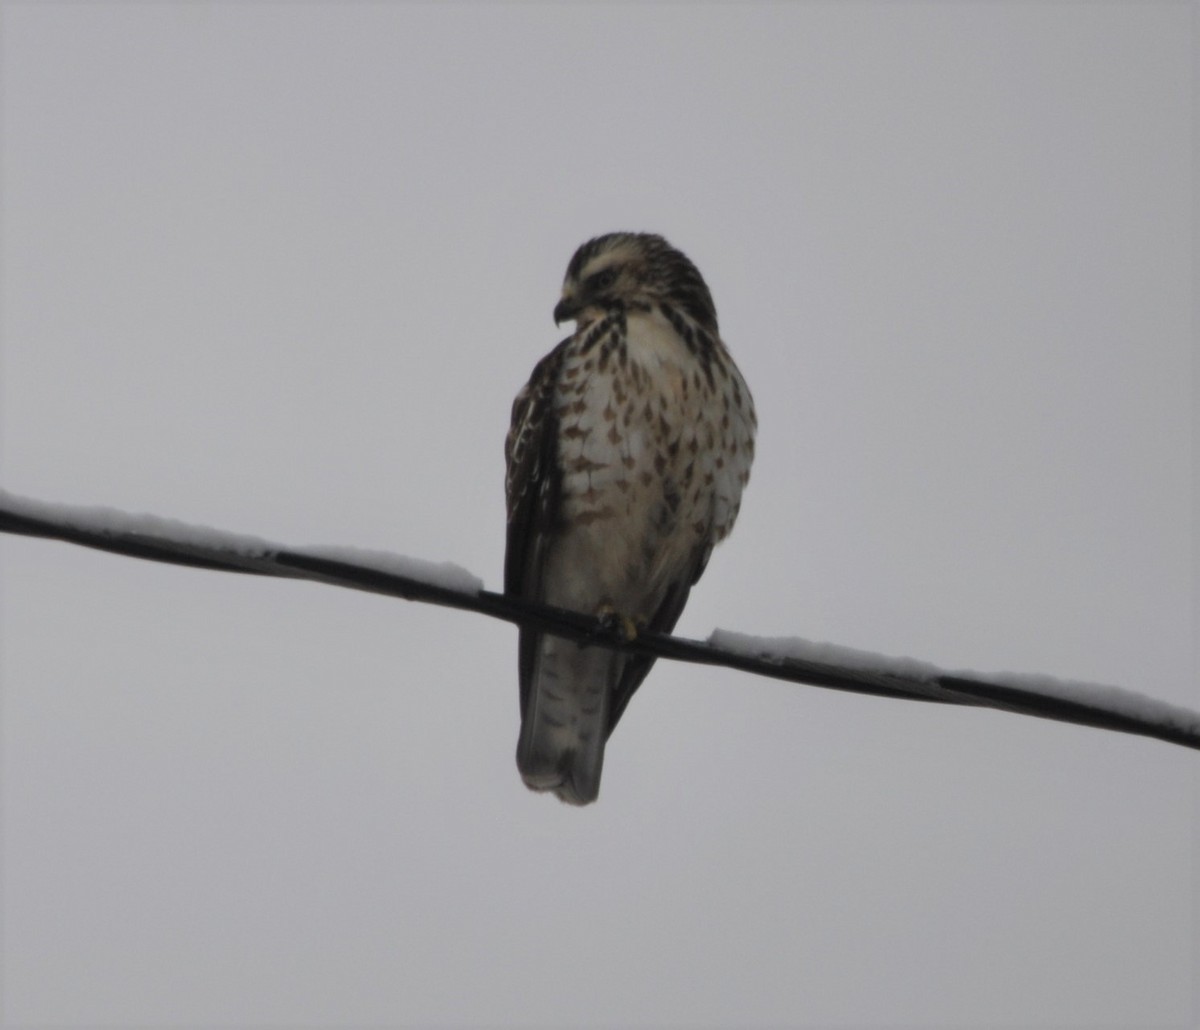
(588, 269, 617, 292)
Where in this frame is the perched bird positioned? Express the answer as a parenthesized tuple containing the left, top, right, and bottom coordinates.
(504, 233, 756, 804)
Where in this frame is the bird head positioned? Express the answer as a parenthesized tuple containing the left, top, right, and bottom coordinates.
(554, 232, 718, 332)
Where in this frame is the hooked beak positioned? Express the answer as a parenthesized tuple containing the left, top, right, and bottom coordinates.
(553, 296, 579, 326)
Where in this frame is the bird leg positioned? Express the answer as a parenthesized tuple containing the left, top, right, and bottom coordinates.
(595, 604, 641, 643)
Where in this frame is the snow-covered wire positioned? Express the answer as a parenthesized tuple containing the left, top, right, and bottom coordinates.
(2, 488, 1197, 753)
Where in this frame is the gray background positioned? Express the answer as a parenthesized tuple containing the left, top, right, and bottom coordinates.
(1, 3, 1194, 1026)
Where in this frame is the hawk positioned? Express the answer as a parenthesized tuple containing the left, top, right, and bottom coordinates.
(504, 232, 756, 805)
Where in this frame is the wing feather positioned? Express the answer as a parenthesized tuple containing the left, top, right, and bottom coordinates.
(504, 340, 569, 717)
(605, 538, 711, 736)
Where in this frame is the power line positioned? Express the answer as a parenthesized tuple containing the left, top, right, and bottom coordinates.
(2, 490, 1196, 754)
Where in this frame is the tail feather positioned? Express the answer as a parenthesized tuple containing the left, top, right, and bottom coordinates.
(517, 634, 618, 805)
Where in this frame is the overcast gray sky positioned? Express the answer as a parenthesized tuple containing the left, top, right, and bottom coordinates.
(1, 3, 1194, 1026)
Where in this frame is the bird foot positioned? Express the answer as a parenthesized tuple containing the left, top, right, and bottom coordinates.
(596, 605, 641, 642)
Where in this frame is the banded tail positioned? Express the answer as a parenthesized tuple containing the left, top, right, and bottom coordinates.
(517, 634, 620, 805)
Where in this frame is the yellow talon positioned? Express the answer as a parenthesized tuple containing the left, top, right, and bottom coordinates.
(597, 605, 640, 642)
